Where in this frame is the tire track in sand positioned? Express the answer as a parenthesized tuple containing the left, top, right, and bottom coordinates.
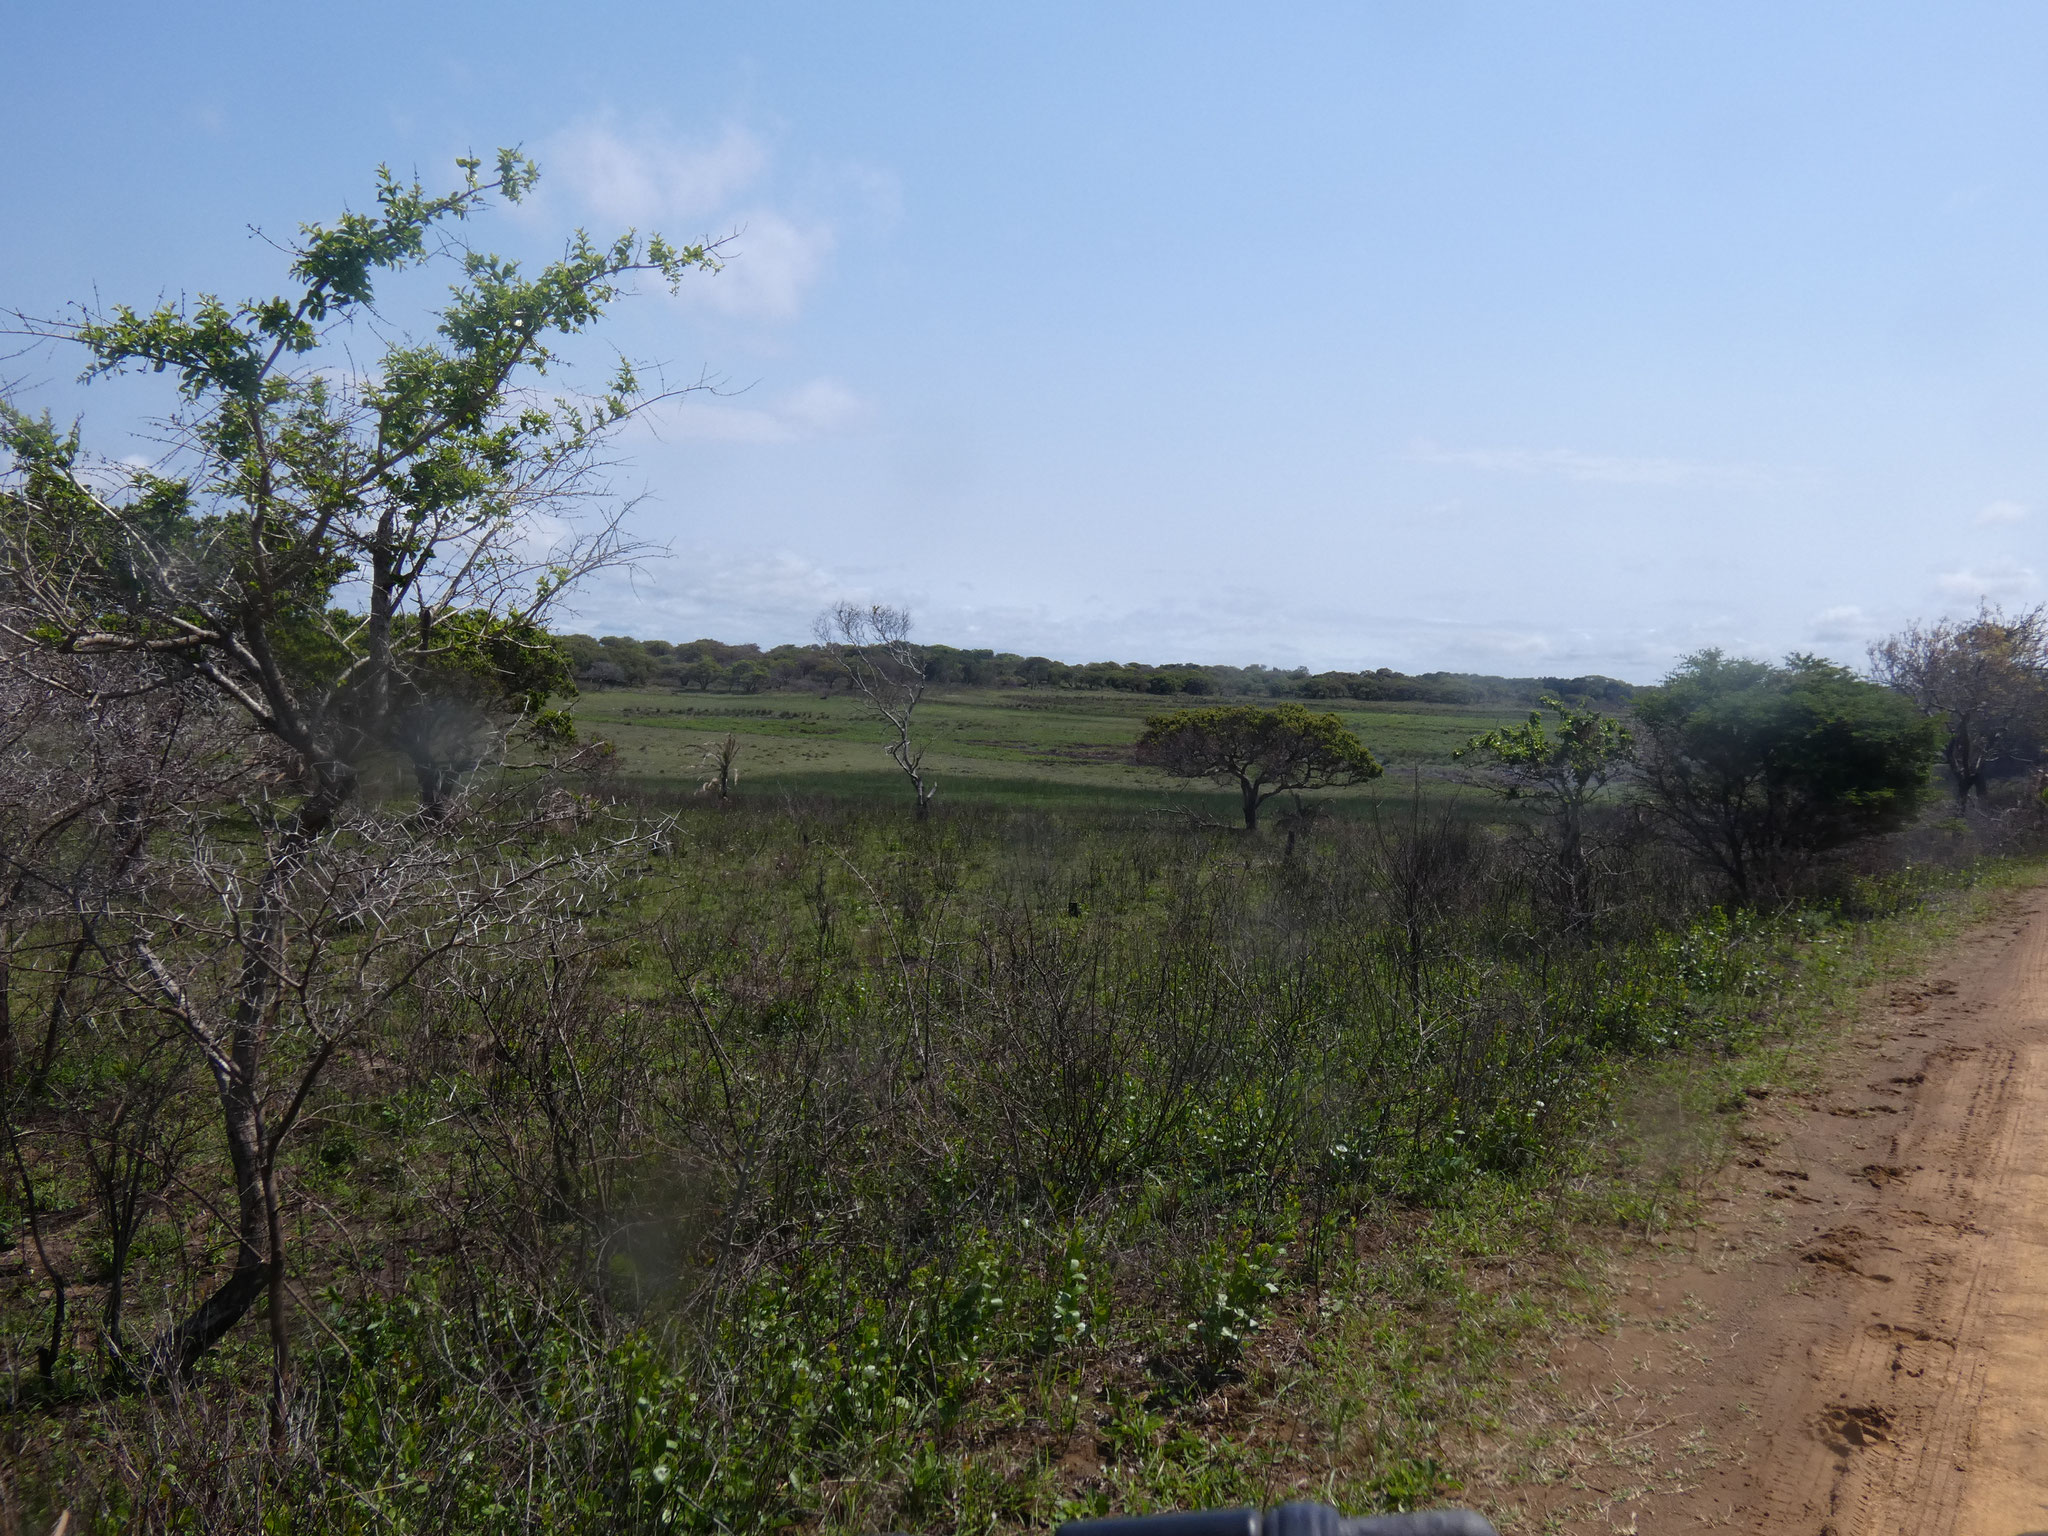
(1494, 888, 2048, 1534)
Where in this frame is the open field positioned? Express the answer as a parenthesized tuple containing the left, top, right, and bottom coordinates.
(573, 686, 1536, 812)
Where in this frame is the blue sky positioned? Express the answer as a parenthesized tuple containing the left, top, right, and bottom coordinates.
(6, 3, 2047, 679)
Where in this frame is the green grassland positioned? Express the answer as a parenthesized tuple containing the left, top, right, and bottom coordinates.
(573, 686, 1535, 812)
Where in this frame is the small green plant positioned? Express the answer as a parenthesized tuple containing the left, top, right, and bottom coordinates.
(1186, 1238, 1284, 1379)
(1369, 1455, 1455, 1511)
(1041, 1228, 1097, 1352)
(1099, 1381, 1166, 1461)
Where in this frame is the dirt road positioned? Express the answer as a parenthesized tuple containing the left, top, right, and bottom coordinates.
(1494, 886, 2048, 1535)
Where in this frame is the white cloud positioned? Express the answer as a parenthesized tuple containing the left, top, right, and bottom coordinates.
(536, 119, 835, 322)
(1411, 440, 1781, 488)
(692, 211, 835, 322)
(651, 377, 869, 445)
(1936, 561, 2037, 599)
(841, 162, 906, 227)
(779, 378, 866, 433)
(544, 122, 768, 227)
(566, 546, 855, 641)
(557, 557, 1739, 682)
(1808, 604, 1872, 643)
(1412, 621, 1560, 659)
(1976, 498, 2028, 526)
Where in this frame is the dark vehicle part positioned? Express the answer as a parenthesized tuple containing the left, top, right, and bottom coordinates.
(1057, 1502, 1497, 1536)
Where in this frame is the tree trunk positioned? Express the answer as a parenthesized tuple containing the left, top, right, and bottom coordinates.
(147, 784, 344, 1381)
(1947, 729, 1978, 815)
(4, 1116, 68, 1380)
(1240, 779, 1261, 830)
(31, 930, 92, 1094)
(1559, 798, 1590, 938)
(103, 1234, 129, 1368)
(152, 1048, 270, 1377)
(264, 1162, 290, 1443)
(0, 920, 13, 1094)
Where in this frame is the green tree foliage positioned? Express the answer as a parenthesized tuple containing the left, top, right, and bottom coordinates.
(1632, 650, 1940, 900)
(390, 608, 576, 812)
(2, 150, 716, 814)
(0, 152, 716, 1385)
(1456, 695, 1633, 934)
(1134, 702, 1383, 828)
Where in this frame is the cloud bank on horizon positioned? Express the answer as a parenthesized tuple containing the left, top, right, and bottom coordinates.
(6, 4, 2048, 683)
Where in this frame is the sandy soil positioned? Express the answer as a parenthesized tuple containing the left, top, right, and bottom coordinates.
(1491, 886, 2048, 1535)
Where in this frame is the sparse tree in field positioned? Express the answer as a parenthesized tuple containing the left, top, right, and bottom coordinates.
(1456, 694, 1633, 934)
(1868, 602, 2048, 813)
(700, 732, 742, 799)
(816, 602, 937, 818)
(1633, 650, 1939, 901)
(0, 151, 717, 1406)
(1134, 702, 1382, 829)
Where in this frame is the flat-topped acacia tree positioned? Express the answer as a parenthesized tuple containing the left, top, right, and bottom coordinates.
(0, 152, 719, 1399)
(1135, 702, 1383, 829)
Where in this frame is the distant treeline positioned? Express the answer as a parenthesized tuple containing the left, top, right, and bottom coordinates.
(559, 632, 1634, 707)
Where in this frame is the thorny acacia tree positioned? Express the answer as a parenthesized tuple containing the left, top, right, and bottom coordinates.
(1456, 695, 1634, 935)
(1868, 602, 2048, 813)
(0, 151, 718, 1392)
(817, 602, 937, 817)
(1134, 702, 1383, 829)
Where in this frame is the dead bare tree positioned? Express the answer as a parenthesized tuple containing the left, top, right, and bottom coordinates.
(103, 788, 636, 1424)
(815, 602, 937, 818)
(1, 626, 650, 1417)
(71, 1018, 199, 1373)
(1870, 602, 2048, 813)
(0, 649, 258, 1383)
(1361, 776, 1481, 1017)
(699, 732, 742, 800)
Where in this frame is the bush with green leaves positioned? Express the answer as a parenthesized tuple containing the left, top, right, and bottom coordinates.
(1185, 1239, 1285, 1381)
(1633, 650, 1941, 901)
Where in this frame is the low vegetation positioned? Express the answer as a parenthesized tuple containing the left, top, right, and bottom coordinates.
(4, 744, 2036, 1533)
